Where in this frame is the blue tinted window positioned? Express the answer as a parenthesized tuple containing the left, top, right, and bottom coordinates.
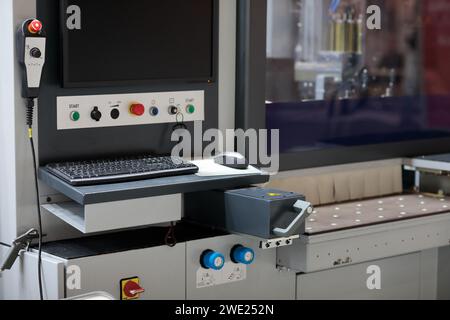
(266, 0, 450, 153)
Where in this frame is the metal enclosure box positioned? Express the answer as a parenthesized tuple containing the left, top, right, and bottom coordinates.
(185, 188, 305, 239)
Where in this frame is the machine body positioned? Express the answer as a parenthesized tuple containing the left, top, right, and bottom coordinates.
(2, 0, 450, 302)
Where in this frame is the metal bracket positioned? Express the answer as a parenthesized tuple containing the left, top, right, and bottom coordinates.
(260, 235, 300, 250)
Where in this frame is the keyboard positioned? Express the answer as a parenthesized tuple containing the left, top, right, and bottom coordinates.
(45, 156, 199, 186)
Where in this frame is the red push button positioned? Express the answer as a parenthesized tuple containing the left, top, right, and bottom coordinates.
(129, 104, 145, 116)
(28, 19, 43, 34)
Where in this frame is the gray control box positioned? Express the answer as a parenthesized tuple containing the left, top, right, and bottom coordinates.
(185, 188, 309, 239)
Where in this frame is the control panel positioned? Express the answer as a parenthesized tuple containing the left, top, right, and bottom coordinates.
(17, 19, 46, 99)
(57, 90, 205, 130)
(196, 244, 255, 288)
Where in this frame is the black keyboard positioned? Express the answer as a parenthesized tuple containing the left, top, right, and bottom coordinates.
(45, 156, 199, 186)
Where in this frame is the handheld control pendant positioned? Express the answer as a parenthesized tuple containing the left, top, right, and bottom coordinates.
(17, 19, 46, 99)
(15, 19, 47, 300)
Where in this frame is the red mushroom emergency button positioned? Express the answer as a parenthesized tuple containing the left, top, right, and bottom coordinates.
(129, 103, 145, 116)
(28, 19, 43, 34)
(122, 279, 145, 300)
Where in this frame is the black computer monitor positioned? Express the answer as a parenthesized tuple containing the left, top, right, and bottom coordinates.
(60, 0, 216, 87)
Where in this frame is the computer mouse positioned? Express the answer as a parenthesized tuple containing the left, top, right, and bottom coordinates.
(214, 152, 249, 170)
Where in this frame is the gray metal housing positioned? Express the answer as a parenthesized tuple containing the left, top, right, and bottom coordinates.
(185, 188, 306, 239)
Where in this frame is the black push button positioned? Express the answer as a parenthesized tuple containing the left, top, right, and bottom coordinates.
(110, 108, 120, 120)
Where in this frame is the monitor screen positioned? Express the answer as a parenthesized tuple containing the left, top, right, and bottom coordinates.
(60, 0, 215, 87)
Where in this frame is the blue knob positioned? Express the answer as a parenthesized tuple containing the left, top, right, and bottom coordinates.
(231, 246, 255, 265)
(149, 107, 159, 116)
(201, 251, 225, 270)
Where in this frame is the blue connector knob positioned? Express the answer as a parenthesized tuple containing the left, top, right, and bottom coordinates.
(149, 106, 159, 116)
(231, 245, 255, 265)
(201, 250, 225, 270)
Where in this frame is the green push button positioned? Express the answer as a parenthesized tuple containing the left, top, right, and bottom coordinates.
(70, 111, 80, 121)
(186, 104, 196, 114)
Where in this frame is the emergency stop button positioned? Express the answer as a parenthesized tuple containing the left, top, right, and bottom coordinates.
(28, 19, 43, 34)
(120, 277, 145, 300)
(130, 103, 145, 116)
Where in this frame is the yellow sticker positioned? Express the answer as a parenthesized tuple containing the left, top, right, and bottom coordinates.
(268, 193, 282, 197)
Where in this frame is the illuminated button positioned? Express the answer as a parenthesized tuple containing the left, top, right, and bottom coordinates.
(28, 19, 43, 34)
(70, 111, 80, 122)
(130, 104, 145, 116)
(186, 104, 196, 114)
(149, 107, 159, 116)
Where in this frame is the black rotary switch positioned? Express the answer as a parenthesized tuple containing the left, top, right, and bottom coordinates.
(30, 47, 42, 58)
(168, 106, 179, 115)
(91, 107, 102, 122)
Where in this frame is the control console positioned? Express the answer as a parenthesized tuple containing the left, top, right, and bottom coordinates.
(57, 90, 205, 130)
